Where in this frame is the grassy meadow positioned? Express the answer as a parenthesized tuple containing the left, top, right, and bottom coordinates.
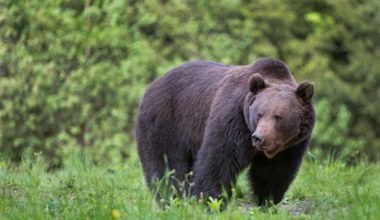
(1, 149, 379, 220)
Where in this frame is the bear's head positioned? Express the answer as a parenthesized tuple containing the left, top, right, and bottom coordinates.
(246, 73, 314, 159)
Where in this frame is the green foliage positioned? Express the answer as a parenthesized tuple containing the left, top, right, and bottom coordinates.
(312, 99, 365, 163)
(0, 0, 379, 163)
(0, 0, 146, 165)
(1, 150, 380, 219)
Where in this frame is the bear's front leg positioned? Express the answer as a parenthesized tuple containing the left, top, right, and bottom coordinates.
(192, 122, 254, 203)
(249, 138, 309, 205)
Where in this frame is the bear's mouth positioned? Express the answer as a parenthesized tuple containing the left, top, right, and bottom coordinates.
(253, 144, 268, 151)
(254, 143, 281, 159)
(252, 139, 270, 151)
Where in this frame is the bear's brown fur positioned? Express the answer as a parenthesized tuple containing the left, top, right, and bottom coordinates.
(135, 58, 315, 206)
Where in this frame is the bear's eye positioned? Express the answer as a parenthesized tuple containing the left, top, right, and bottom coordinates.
(274, 115, 283, 121)
(257, 113, 263, 119)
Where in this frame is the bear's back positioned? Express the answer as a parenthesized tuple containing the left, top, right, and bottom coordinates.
(247, 58, 297, 87)
(145, 61, 237, 102)
(163, 60, 233, 86)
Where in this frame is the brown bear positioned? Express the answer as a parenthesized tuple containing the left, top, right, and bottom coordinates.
(135, 58, 315, 206)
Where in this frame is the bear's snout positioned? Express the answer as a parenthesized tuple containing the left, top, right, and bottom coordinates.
(252, 132, 265, 147)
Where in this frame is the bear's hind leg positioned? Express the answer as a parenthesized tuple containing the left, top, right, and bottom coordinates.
(138, 153, 166, 194)
(166, 153, 193, 197)
(139, 149, 193, 202)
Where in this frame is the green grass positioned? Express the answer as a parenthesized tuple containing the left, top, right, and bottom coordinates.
(1, 149, 379, 220)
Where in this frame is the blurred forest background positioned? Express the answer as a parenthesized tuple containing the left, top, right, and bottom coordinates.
(0, 0, 379, 167)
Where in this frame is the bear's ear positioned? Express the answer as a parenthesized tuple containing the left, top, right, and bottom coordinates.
(248, 73, 266, 94)
(296, 81, 314, 102)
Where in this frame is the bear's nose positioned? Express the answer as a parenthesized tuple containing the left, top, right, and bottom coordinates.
(252, 132, 264, 145)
